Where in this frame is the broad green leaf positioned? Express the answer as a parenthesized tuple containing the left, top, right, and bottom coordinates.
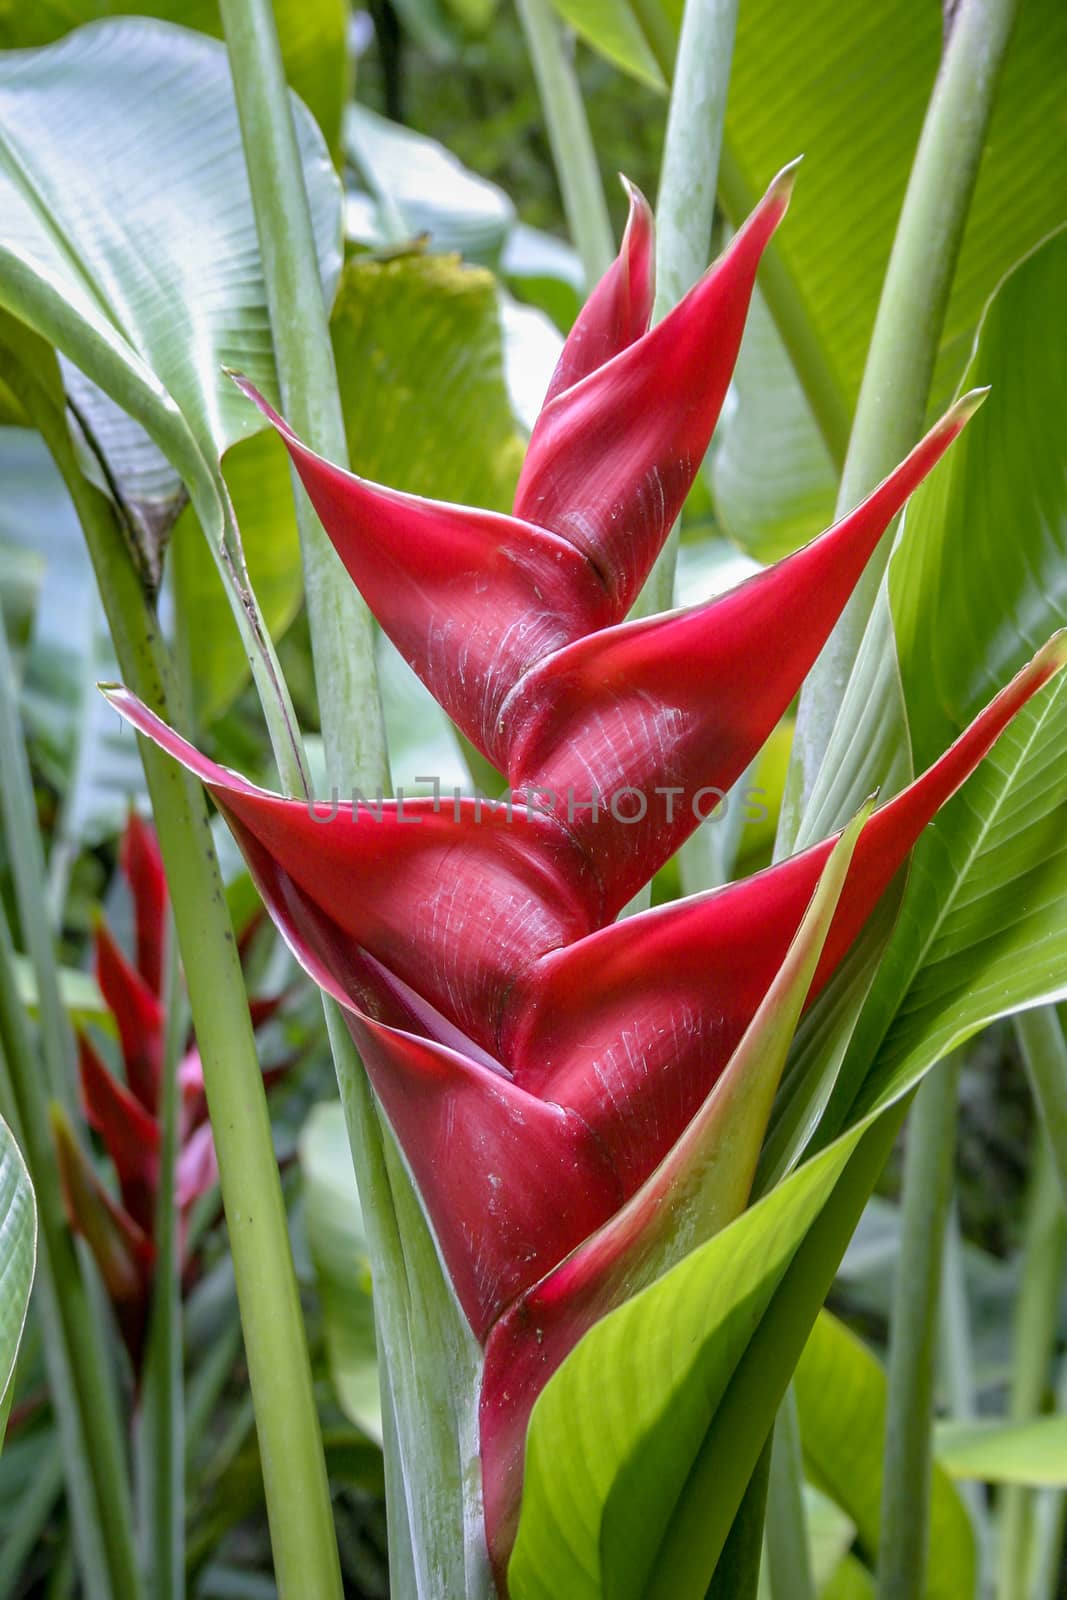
(0, 0, 350, 150)
(508, 1122, 867, 1599)
(345, 105, 516, 266)
(299, 1103, 380, 1444)
(837, 228, 1067, 1126)
(721, 0, 1067, 428)
(0, 19, 341, 764)
(545, 0, 664, 90)
(822, 1554, 875, 1600)
(935, 1418, 1067, 1488)
(332, 251, 526, 509)
(0, 1114, 35, 1443)
(794, 1311, 975, 1600)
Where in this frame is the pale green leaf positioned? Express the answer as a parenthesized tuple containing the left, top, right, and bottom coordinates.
(545, 0, 664, 90)
(0, 1114, 35, 1439)
(936, 1418, 1067, 1488)
(0, 0, 350, 150)
(0, 19, 341, 765)
(345, 105, 515, 266)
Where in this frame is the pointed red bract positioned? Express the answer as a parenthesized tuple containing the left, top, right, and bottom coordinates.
(512, 164, 796, 611)
(98, 689, 602, 1052)
(94, 920, 163, 1113)
(78, 1032, 159, 1232)
(121, 810, 167, 996)
(539, 178, 654, 408)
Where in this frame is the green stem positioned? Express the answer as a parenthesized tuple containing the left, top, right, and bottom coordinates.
(1014, 1007, 1067, 1213)
(994, 1127, 1067, 1600)
(218, 0, 388, 799)
(938, 1202, 987, 1545)
(784, 0, 1021, 836)
(514, 0, 615, 288)
(0, 915, 142, 1600)
(631, 0, 738, 622)
(877, 1055, 961, 1600)
(136, 920, 184, 1600)
(765, 1387, 816, 1600)
(16, 368, 342, 1600)
(215, 14, 492, 1592)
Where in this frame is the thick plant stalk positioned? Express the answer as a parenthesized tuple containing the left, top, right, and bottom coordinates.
(877, 1054, 961, 1600)
(12, 365, 342, 1600)
(783, 0, 1022, 839)
(514, 0, 615, 288)
(218, 0, 388, 799)
(215, 9, 489, 1591)
(994, 1128, 1067, 1600)
(632, 0, 739, 621)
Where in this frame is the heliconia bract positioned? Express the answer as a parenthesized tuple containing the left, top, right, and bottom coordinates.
(103, 166, 1067, 1577)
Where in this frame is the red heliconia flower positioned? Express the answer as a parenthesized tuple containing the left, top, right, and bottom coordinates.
(103, 167, 1067, 1572)
(54, 813, 289, 1370)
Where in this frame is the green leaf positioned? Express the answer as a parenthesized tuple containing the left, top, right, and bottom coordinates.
(836, 227, 1067, 1127)
(508, 1124, 866, 1600)
(935, 1418, 1067, 1488)
(794, 1311, 975, 1599)
(0, 18, 341, 773)
(345, 106, 516, 266)
(0, 0, 350, 150)
(544, 0, 665, 90)
(721, 0, 1067, 432)
(12, 956, 111, 1034)
(0, 1114, 35, 1445)
(332, 250, 526, 509)
(299, 1102, 381, 1444)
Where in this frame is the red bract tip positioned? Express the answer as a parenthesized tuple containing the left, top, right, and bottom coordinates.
(77, 1032, 159, 1234)
(512, 163, 795, 613)
(94, 919, 163, 1115)
(121, 810, 167, 997)
(540, 177, 655, 409)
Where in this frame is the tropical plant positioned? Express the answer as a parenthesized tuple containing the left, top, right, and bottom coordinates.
(0, 0, 1063, 1596)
